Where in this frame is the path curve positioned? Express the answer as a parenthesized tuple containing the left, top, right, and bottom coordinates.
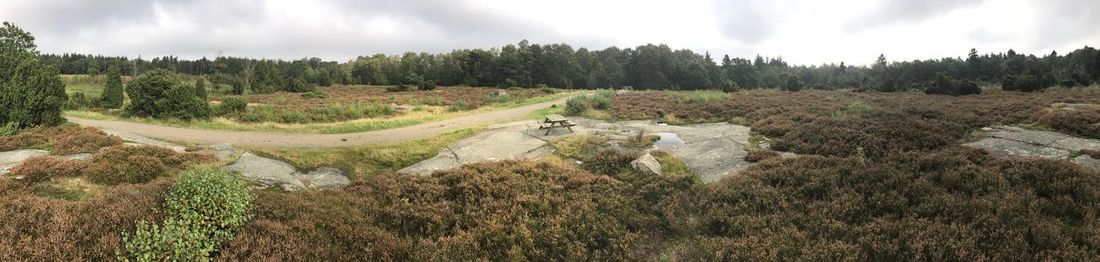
(67, 96, 571, 148)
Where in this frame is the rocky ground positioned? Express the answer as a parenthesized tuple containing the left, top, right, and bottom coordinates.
(401, 117, 790, 183)
(965, 125, 1100, 171)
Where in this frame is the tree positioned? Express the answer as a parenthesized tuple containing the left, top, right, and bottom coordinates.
(782, 74, 802, 91)
(1, 22, 67, 129)
(125, 69, 209, 120)
(99, 64, 124, 108)
(194, 76, 208, 101)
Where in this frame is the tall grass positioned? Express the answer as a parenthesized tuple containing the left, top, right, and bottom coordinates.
(674, 90, 730, 103)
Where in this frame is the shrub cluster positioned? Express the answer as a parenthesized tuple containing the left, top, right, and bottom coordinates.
(300, 90, 328, 99)
(122, 169, 253, 260)
(214, 96, 248, 116)
(0, 22, 67, 130)
(124, 69, 210, 120)
(564, 92, 613, 116)
(9, 145, 214, 185)
(1033, 106, 1100, 139)
(743, 150, 780, 162)
(0, 179, 171, 260)
(682, 147, 1100, 260)
(924, 73, 981, 96)
(219, 159, 695, 260)
(0, 124, 122, 154)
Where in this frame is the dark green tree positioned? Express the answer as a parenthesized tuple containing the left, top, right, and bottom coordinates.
(783, 74, 802, 91)
(194, 76, 208, 101)
(0, 22, 67, 129)
(99, 63, 124, 108)
(125, 69, 209, 120)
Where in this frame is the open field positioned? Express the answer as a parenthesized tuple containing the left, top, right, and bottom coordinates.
(65, 86, 578, 134)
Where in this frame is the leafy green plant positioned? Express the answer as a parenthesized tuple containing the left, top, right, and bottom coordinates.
(215, 96, 248, 116)
(300, 91, 328, 99)
(121, 169, 253, 261)
(447, 100, 470, 112)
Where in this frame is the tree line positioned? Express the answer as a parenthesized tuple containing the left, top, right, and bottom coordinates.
(41, 41, 1100, 93)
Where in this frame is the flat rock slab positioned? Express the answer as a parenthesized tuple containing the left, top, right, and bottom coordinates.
(209, 143, 238, 161)
(0, 149, 49, 175)
(1074, 155, 1100, 172)
(965, 138, 1071, 160)
(105, 129, 187, 152)
(620, 121, 752, 183)
(221, 153, 352, 191)
(401, 124, 552, 176)
(968, 126, 1100, 171)
(223, 153, 306, 190)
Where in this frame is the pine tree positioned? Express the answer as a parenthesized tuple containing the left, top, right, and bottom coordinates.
(99, 64, 124, 108)
(194, 76, 208, 101)
(1, 22, 67, 128)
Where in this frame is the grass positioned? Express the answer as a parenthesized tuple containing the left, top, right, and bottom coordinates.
(64, 91, 578, 134)
(251, 128, 482, 178)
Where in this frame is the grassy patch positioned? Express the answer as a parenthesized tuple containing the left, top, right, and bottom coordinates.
(552, 134, 606, 161)
(252, 128, 482, 178)
(65, 91, 578, 134)
(652, 150, 691, 178)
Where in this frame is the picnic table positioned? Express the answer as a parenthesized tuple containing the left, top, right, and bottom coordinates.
(538, 114, 576, 135)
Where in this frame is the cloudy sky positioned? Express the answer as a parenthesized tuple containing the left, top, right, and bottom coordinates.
(2, 0, 1097, 65)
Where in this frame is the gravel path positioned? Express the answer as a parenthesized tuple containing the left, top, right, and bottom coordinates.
(67, 96, 571, 148)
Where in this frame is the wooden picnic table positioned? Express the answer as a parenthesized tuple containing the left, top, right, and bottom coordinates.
(538, 114, 575, 135)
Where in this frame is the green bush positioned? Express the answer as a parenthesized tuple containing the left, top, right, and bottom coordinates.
(122, 169, 253, 261)
(447, 100, 470, 112)
(418, 80, 436, 91)
(1, 22, 67, 129)
(125, 69, 210, 120)
(300, 91, 328, 99)
(215, 96, 247, 116)
(194, 76, 208, 101)
(565, 92, 613, 115)
(66, 92, 90, 110)
(99, 64, 124, 109)
(385, 85, 410, 92)
(419, 96, 445, 106)
(925, 73, 981, 96)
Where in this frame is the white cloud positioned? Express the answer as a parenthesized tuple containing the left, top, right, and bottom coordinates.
(0, 0, 1095, 65)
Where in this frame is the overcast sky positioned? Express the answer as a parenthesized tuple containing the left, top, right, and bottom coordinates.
(2, 0, 1097, 65)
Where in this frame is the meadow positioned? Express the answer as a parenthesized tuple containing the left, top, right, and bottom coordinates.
(7, 88, 1100, 260)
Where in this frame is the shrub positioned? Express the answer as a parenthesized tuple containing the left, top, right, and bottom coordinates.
(565, 92, 614, 116)
(419, 97, 445, 106)
(122, 169, 253, 261)
(924, 73, 981, 96)
(215, 96, 248, 116)
(194, 76, 208, 101)
(743, 150, 780, 162)
(1002, 72, 1052, 92)
(99, 64, 124, 108)
(8, 156, 89, 183)
(0, 22, 67, 129)
(676, 90, 730, 103)
(386, 85, 411, 92)
(583, 149, 640, 175)
(418, 80, 436, 91)
(125, 69, 210, 120)
(66, 91, 90, 110)
(0, 124, 122, 154)
(85, 145, 215, 185)
(782, 74, 802, 92)
(0, 179, 171, 260)
(447, 101, 470, 112)
(300, 91, 328, 99)
(1033, 107, 1100, 139)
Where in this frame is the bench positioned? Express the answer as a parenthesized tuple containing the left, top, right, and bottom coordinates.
(538, 114, 575, 135)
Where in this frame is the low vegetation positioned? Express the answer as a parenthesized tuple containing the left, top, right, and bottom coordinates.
(0, 124, 122, 154)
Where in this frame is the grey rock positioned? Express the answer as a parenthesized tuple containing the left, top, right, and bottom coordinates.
(222, 153, 306, 190)
(1050, 137, 1100, 152)
(0, 149, 49, 175)
(631, 153, 662, 175)
(989, 128, 1070, 146)
(401, 126, 551, 176)
(965, 138, 1071, 160)
(296, 167, 351, 189)
(1073, 155, 1100, 172)
(210, 143, 237, 161)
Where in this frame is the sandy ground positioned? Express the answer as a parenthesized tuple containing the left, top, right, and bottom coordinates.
(67, 96, 571, 148)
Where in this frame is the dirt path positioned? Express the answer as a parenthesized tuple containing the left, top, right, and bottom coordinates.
(67, 97, 571, 148)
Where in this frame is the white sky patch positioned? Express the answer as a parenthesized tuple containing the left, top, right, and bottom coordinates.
(1, 0, 1096, 65)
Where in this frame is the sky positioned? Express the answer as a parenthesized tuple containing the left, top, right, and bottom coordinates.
(2, 0, 1097, 65)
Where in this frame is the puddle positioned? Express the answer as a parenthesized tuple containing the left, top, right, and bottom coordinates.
(653, 132, 685, 149)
